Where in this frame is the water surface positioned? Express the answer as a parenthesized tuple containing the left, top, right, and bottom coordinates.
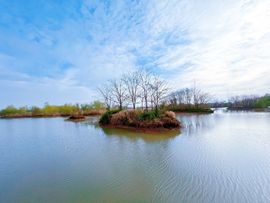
(0, 110, 270, 202)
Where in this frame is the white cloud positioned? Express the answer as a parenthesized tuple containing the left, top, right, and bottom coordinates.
(143, 0, 270, 98)
(1, 0, 270, 107)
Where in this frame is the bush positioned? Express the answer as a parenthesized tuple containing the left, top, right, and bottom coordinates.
(31, 107, 43, 116)
(0, 101, 106, 117)
(139, 109, 160, 121)
(0, 106, 27, 116)
(255, 96, 270, 108)
(99, 109, 121, 125)
(81, 101, 106, 110)
(110, 110, 142, 126)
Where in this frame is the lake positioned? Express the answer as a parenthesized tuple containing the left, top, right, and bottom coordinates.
(0, 109, 270, 203)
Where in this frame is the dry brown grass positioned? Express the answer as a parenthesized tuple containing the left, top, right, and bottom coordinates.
(110, 109, 141, 126)
(165, 111, 176, 119)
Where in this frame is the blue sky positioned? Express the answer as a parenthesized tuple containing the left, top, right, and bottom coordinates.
(0, 0, 270, 107)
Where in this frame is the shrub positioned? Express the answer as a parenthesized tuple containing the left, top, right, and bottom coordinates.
(110, 111, 129, 125)
(58, 104, 78, 115)
(255, 96, 270, 108)
(99, 109, 121, 125)
(110, 110, 141, 126)
(31, 107, 43, 116)
(0, 106, 23, 116)
(81, 101, 106, 110)
(139, 109, 160, 121)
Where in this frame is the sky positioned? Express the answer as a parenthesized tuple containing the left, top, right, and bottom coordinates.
(0, 0, 270, 108)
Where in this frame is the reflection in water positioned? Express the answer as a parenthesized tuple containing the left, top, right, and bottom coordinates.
(0, 112, 270, 203)
(101, 127, 180, 142)
(178, 114, 217, 136)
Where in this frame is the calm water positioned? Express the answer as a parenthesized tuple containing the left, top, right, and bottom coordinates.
(0, 110, 270, 203)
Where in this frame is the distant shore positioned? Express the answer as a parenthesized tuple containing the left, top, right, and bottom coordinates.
(0, 110, 105, 119)
(227, 107, 270, 112)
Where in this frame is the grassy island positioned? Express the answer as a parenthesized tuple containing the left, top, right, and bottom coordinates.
(99, 109, 181, 132)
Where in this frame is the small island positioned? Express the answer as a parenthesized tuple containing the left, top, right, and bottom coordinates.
(66, 114, 87, 122)
(99, 109, 181, 132)
(97, 71, 212, 132)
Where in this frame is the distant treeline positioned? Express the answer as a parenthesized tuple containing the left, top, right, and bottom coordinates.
(0, 101, 106, 117)
(209, 94, 270, 109)
(166, 87, 213, 113)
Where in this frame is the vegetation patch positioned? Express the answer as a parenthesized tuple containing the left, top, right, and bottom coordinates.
(99, 109, 180, 130)
(210, 94, 270, 110)
(66, 115, 86, 122)
(0, 101, 106, 118)
(170, 107, 214, 113)
(99, 109, 121, 125)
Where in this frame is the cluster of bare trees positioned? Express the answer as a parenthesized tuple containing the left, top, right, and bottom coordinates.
(167, 86, 210, 109)
(98, 71, 168, 110)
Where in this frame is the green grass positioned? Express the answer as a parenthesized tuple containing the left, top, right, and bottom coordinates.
(139, 109, 161, 121)
(99, 109, 121, 125)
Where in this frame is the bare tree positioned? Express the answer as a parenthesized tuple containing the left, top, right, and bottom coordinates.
(198, 92, 210, 106)
(192, 85, 201, 108)
(123, 71, 140, 109)
(184, 88, 192, 106)
(98, 84, 113, 110)
(138, 70, 151, 110)
(176, 89, 185, 105)
(150, 75, 168, 110)
(168, 92, 177, 107)
(110, 78, 127, 110)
